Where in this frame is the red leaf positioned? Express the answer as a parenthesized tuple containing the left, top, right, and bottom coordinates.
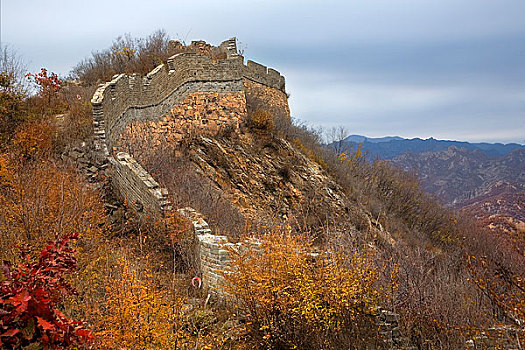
(75, 329, 93, 340)
(53, 309, 65, 319)
(1, 328, 19, 337)
(36, 316, 55, 330)
(10, 290, 31, 305)
(10, 291, 31, 313)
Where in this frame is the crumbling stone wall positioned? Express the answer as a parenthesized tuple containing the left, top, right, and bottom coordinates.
(91, 38, 288, 160)
(105, 152, 411, 348)
(178, 207, 230, 293)
(91, 54, 243, 155)
(119, 90, 247, 154)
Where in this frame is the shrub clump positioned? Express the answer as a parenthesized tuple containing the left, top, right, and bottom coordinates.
(248, 108, 274, 132)
(223, 230, 383, 349)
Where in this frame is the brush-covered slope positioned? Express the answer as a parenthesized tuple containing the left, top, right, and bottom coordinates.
(141, 130, 375, 240)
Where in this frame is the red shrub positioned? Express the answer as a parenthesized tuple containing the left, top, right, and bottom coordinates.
(0, 232, 92, 348)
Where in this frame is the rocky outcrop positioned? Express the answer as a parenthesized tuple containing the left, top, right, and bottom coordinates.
(157, 134, 358, 230)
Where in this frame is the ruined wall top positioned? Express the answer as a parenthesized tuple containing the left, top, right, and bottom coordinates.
(91, 38, 285, 109)
(91, 38, 287, 157)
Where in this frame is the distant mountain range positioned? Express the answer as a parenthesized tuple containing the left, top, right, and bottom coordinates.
(340, 135, 524, 159)
(392, 146, 525, 232)
(391, 146, 525, 206)
(337, 135, 525, 231)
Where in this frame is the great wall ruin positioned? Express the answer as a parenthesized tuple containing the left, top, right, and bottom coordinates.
(91, 37, 290, 291)
(90, 38, 412, 349)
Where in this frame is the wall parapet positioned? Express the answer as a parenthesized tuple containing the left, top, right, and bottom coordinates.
(242, 60, 285, 91)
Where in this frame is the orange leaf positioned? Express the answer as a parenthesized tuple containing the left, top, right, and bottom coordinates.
(36, 316, 54, 330)
(1, 329, 19, 338)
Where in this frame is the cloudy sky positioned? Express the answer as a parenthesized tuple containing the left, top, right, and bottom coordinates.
(2, 0, 524, 143)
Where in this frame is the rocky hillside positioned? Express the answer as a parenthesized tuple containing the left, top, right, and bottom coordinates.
(459, 181, 525, 230)
(140, 131, 374, 240)
(391, 147, 525, 236)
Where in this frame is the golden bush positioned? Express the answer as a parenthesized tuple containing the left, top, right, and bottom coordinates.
(96, 257, 189, 349)
(11, 120, 55, 159)
(223, 229, 382, 349)
(248, 108, 274, 131)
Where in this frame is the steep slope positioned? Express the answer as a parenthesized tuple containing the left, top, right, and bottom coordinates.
(141, 131, 372, 239)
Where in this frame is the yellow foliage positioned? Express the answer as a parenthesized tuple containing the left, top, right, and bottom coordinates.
(338, 143, 364, 164)
(155, 210, 192, 246)
(248, 108, 274, 131)
(12, 120, 55, 159)
(0, 153, 13, 190)
(96, 257, 189, 349)
(223, 229, 382, 349)
(115, 46, 136, 60)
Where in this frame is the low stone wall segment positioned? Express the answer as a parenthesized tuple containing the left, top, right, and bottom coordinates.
(110, 152, 172, 216)
(177, 207, 231, 293)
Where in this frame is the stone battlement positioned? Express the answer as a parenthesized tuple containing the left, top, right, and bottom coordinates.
(91, 38, 286, 156)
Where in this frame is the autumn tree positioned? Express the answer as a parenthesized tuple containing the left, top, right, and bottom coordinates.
(26, 68, 62, 105)
(72, 30, 171, 84)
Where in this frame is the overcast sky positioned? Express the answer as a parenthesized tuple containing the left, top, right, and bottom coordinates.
(2, 0, 524, 143)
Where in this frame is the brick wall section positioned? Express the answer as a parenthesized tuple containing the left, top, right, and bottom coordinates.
(118, 90, 247, 152)
(110, 152, 172, 215)
(91, 56, 243, 154)
(91, 38, 288, 159)
(177, 207, 231, 293)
